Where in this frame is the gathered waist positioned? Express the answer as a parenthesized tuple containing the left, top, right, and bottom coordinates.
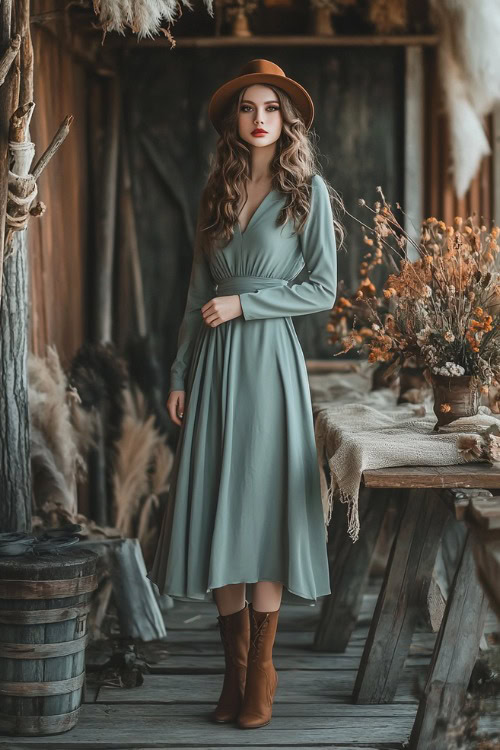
(214, 275, 289, 295)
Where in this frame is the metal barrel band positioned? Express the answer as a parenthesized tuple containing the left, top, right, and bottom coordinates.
(0, 671, 85, 696)
(0, 601, 91, 625)
(0, 632, 88, 659)
(0, 573, 97, 599)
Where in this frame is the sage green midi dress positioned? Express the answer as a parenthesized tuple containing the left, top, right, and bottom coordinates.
(148, 173, 338, 606)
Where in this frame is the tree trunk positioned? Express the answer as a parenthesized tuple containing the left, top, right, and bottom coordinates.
(0, 232, 31, 533)
(0, 0, 32, 533)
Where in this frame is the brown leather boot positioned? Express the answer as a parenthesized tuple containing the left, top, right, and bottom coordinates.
(211, 600, 250, 723)
(237, 603, 280, 729)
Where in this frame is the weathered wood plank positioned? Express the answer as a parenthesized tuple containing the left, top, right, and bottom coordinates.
(80, 702, 420, 717)
(123, 653, 430, 673)
(0, 702, 416, 747)
(362, 463, 500, 488)
(353, 489, 449, 704)
(409, 531, 490, 750)
(96, 667, 426, 705)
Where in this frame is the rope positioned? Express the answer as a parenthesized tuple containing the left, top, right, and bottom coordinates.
(6, 169, 38, 230)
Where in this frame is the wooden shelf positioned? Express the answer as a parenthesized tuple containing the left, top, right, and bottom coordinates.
(122, 34, 438, 49)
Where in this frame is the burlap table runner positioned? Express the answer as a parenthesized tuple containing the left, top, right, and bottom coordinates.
(310, 363, 499, 542)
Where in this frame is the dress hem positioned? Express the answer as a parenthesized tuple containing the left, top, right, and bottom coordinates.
(147, 572, 330, 605)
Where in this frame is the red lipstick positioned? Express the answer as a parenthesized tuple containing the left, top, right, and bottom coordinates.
(251, 128, 268, 136)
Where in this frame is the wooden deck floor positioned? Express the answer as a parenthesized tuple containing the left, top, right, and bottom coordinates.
(1, 580, 498, 749)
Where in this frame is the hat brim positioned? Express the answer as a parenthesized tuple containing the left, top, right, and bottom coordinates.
(208, 72, 314, 135)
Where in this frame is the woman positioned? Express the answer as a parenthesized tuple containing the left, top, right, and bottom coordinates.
(148, 59, 343, 730)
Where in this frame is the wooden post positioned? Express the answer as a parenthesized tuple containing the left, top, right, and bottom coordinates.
(352, 488, 449, 703)
(0, 0, 32, 533)
(88, 75, 120, 527)
(409, 531, 489, 749)
(314, 488, 392, 652)
(94, 75, 120, 344)
(404, 45, 424, 256)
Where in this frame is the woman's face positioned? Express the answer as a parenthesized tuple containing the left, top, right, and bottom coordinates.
(237, 84, 283, 148)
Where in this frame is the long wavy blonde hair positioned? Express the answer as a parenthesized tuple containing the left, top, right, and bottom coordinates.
(199, 84, 345, 259)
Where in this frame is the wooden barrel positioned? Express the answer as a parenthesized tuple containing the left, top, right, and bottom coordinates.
(0, 548, 97, 736)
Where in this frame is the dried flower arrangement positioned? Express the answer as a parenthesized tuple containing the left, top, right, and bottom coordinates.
(366, 0, 408, 34)
(327, 237, 387, 354)
(332, 187, 500, 424)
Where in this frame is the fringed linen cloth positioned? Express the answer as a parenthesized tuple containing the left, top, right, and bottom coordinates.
(311, 364, 499, 543)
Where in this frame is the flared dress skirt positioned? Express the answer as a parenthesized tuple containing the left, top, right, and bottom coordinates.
(148, 176, 337, 606)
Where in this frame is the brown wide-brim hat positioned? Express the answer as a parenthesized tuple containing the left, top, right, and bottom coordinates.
(208, 58, 314, 135)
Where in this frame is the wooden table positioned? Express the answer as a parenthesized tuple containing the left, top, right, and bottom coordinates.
(314, 464, 500, 750)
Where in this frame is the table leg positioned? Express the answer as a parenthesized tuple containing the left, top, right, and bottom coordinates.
(314, 487, 392, 652)
(408, 529, 489, 750)
(353, 488, 449, 704)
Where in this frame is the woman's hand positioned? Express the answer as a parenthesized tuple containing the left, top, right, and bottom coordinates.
(201, 294, 243, 328)
(167, 390, 185, 426)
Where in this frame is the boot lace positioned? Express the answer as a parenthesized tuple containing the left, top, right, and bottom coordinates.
(249, 614, 269, 661)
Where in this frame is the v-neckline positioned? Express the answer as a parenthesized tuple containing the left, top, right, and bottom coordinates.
(237, 189, 276, 236)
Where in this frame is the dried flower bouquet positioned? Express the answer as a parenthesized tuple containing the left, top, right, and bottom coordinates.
(334, 188, 500, 396)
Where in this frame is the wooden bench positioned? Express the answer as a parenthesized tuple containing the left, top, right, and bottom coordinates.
(314, 465, 500, 750)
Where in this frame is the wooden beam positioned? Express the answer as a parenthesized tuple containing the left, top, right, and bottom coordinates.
(362, 463, 500, 489)
(404, 45, 424, 255)
(94, 76, 120, 344)
(114, 33, 439, 49)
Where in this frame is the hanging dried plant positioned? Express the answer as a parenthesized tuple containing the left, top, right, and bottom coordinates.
(92, 0, 215, 41)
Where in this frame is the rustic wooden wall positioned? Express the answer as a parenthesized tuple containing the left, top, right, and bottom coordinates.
(28, 22, 90, 368)
(24, 35, 496, 404)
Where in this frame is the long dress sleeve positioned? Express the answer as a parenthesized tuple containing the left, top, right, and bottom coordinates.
(238, 174, 338, 320)
(169, 215, 215, 393)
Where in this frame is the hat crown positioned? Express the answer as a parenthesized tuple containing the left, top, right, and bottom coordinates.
(208, 58, 314, 134)
(238, 59, 285, 78)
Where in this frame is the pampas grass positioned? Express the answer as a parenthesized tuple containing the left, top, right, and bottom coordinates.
(28, 345, 97, 515)
(92, 0, 214, 40)
(112, 385, 173, 558)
